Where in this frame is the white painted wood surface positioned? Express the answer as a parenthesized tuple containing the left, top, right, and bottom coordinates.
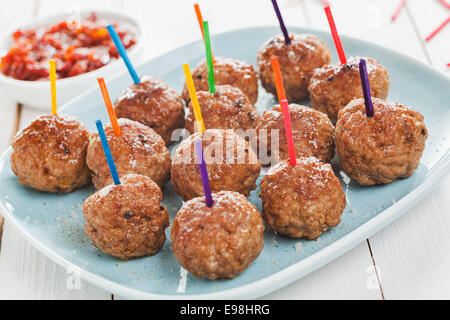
(0, 0, 448, 300)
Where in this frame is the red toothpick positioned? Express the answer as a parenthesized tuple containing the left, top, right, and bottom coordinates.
(425, 16, 450, 42)
(438, 0, 450, 10)
(324, 6, 347, 65)
(446, 62, 450, 67)
(391, 0, 406, 21)
(280, 99, 296, 167)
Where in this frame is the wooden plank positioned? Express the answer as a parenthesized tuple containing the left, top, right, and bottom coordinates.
(264, 242, 383, 299)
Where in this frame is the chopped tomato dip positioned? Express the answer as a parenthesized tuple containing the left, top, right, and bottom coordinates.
(0, 13, 136, 81)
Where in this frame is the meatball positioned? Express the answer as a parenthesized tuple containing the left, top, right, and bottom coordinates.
(87, 118, 170, 190)
(171, 129, 261, 201)
(260, 157, 346, 239)
(11, 114, 91, 193)
(308, 56, 390, 123)
(114, 76, 185, 145)
(257, 33, 331, 102)
(335, 98, 428, 185)
(257, 103, 335, 165)
(185, 85, 260, 134)
(182, 57, 258, 104)
(83, 174, 169, 260)
(171, 190, 264, 279)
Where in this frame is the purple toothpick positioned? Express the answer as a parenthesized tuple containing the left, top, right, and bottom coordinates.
(194, 138, 213, 207)
(359, 59, 374, 117)
(271, 0, 291, 45)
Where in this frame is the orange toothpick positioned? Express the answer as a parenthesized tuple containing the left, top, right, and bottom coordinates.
(97, 78, 122, 136)
(194, 3, 215, 62)
(270, 55, 287, 108)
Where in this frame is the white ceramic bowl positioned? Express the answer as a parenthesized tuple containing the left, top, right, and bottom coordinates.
(0, 10, 145, 110)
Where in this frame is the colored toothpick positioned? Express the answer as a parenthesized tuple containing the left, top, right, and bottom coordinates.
(194, 138, 213, 207)
(271, 0, 291, 45)
(425, 16, 450, 42)
(95, 119, 121, 185)
(97, 78, 122, 136)
(280, 99, 296, 167)
(194, 3, 215, 62)
(391, 0, 406, 21)
(183, 64, 206, 133)
(359, 59, 374, 118)
(106, 24, 140, 84)
(324, 6, 347, 65)
(270, 56, 287, 105)
(203, 21, 216, 94)
(48, 59, 57, 115)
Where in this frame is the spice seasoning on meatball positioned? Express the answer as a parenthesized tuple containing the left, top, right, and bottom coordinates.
(185, 85, 260, 135)
(260, 157, 346, 239)
(335, 98, 428, 186)
(182, 57, 258, 105)
(83, 174, 169, 260)
(257, 103, 335, 165)
(171, 129, 261, 201)
(11, 114, 91, 193)
(86, 118, 170, 190)
(171, 191, 264, 279)
(257, 33, 331, 102)
(114, 76, 185, 145)
(308, 56, 390, 123)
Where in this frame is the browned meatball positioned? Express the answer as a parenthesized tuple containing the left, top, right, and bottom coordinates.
(335, 98, 428, 185)
(86, 118, 170, 190)
(83, 174, 169, 260)
(171, 129, 261, 201)
(11, 114, 91, 193)
(185, 85, 260, 135)
(260, 157, 346, 239)
(182, 57, 258, 104)
(308, 56, 390, 124)
(171, 190, 264, 279)
(257, 104, 335, 165)
(257, 33, 331, 102)
(114, 76, 185, 145)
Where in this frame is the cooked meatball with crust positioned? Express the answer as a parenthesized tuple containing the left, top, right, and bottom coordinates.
(83, 174, 169, 260)
(257, 104, 335, 165)
(171, 129, 261, 201)
(185, 85, 260, 134)
(114, 76, 185, 145)
(11, 114, 91, 193)
(308, 56, 390, 124)
(260, 157, 346, 239)
(171, 191, 264, 279)
(87, 118, 170, 190)
(257, 33, 331, 102)
(182, 57, 258, 105)
(335, 98, 428, 185)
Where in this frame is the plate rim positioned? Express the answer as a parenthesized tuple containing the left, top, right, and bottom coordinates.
(1, 26, 449, 300)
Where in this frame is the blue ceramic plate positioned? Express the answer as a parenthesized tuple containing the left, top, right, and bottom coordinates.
(0, 27, 449, 299)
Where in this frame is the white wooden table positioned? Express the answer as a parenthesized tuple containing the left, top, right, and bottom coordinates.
(0, 0, 448, 300)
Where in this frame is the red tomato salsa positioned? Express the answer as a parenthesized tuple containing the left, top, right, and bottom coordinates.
(0, 12, 136, 81)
